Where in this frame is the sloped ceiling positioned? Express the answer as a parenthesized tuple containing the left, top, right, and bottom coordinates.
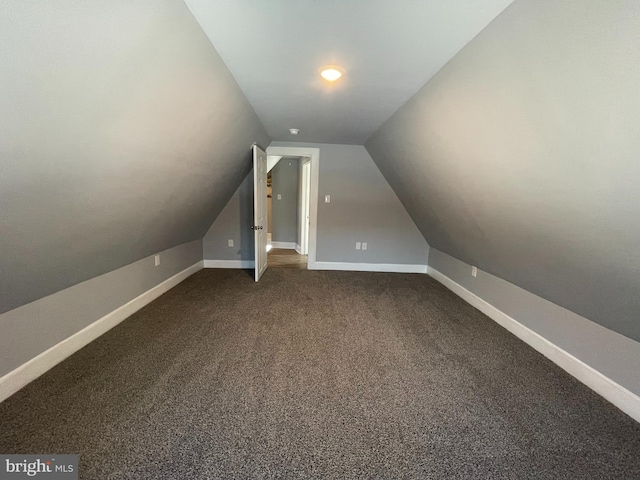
(5, 0, 638, 347)
(0, 0, 269, 312)
(185, 0, 514, 144)
(366, 0, 640, 341)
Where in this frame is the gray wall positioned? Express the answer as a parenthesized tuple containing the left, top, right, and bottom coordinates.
(203, 172, 254, 262)
(204, 142, 428, 265)
(0, 0, 269, 313)
(0, 240, 202, 378)
(366, 0, 640, 341)
(271, 158, 299, 244)
(428, 248, 640, 397)
(271, 143, 429, 265)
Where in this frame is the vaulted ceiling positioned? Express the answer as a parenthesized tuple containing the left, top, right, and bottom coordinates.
(186, 0, 640, 342)
(185, 0, 514, 144)
(3, 0, 638, 346)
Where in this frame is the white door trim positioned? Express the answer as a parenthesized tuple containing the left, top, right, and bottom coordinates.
(300, 159, 311, 256)
(267, 146, 319, 268)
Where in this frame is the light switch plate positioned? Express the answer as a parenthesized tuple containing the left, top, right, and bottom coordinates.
(325, 195, 330, 203)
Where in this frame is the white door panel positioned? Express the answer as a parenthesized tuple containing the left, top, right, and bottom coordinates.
(253, 145, 268, 282)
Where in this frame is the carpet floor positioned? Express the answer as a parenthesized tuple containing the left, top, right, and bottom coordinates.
(1, 269, 640, 479)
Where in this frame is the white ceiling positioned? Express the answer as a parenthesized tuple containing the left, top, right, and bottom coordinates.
(185, 0, 514, 145)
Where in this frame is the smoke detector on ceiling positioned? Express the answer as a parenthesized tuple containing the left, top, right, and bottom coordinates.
(289, 128, 300, 135)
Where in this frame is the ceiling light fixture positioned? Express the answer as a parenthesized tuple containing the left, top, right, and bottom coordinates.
(289, 128, 300, 135)
(320, 65, 345, 82)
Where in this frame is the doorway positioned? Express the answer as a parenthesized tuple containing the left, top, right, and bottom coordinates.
(266, 155, 310, 269)
(265, 146, 319, 269)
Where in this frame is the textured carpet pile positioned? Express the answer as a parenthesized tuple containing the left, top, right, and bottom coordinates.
(1, 268, 640, 479)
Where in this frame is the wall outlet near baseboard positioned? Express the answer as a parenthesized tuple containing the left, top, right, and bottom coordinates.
(355, 242, 361, 250)
(154, 255, 160, 267)
(228, 239, 234, 247)
(471, 266, 477, 277)
(362, 242, 368, 250)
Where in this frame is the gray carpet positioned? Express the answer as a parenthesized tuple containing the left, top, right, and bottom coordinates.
(1, 269, 640, 479)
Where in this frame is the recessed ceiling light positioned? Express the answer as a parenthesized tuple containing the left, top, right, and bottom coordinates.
(320, 65, 345, 82)
(289, 128, 300, 135)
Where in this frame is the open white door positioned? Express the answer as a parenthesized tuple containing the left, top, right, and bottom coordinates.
(253, 144, 268, 282)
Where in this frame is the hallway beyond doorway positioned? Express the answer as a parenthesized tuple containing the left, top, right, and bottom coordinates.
(268, 248, 307, 269)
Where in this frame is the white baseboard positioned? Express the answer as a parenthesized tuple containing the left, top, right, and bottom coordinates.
(311, 261, 427, 274)
(0, 261, 203, 403)
(295, 244, 303, 255)
(204, 259, 255, 269)
(427, 266, 640, 423)
(270, 241, 296, 249)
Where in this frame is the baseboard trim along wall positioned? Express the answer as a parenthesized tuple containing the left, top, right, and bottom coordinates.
(270, 241, 296, 249)
(203, 260, 255, 269)
(427, 265, 640, 424)
(311, 261, 427, 274)
(295, 244, 303, 255)
(0, 260, 203, 403)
